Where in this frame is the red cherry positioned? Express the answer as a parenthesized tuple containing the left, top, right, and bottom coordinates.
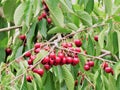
(55, 57, 61, 65)
(75, 48, 81, 53)
(28, 59, 33, 65)
(42, 56, 50, 64)
(49, 59, 54, 65)
(47, 18, 52, 24)
(42, 12, 47, 18)
(88, 61, 94, 67)
(19, 34, 26, 41)
(61, 57, 67, 65)
(33, 68, 44, 77)
(105, 67, 112, 73)
(26, 76, 33, 82)
(38, 15, 43, 21)
(58, 52, 64, 59)
(43, 46, 50, 51)
(34, 48, 40, 53)
(44, 64, 51, 70)
(72, 57, 80, 66)
(67, 43, 73, 47)
(61, 43, 68, 48)
(49, 52, 56, 59)
(102, 62, 108, 69)
(94, 35, 98, 41)
(25, 51, 31, 57)
(66, 57, 73, 64)
(5, 47, 12, 55)
(30, 55, 36, 61)
(34, 43, 41, 49)
(74, 80, 78, 86)
(84, 64, 90, 71)
(74, 39, 82, 47)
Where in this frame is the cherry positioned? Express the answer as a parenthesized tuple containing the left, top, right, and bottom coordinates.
(28, 59, 33, 65)
(43, 46, 50, 51)
(30, 55, 36, 61)
(61, 43, 68, 48)
(25, 51, 31, 57)
(102, 62, 108, 69)
(42, 12, 47, 18)
(72, 57, 79, 66)
(49, 52, 56, 59)
(84, 64, 90, 71)
(42, 56, 50, 64)
(105, 67, 112, 73)
(34, 43, 41, 49)
(94, 35, 98, 41)
(33, 68, 44, 77)
(26, 76, 33, 82)
(75, 48, 81, 53)
(74, 80, 78, 86)
(38, 15, 42, 21)
(5, 47, 12, 55)
(74, 39, 82, 47)
(55, 57, 61, 65)
(44, 64, 51, 70)
(61, 57, 67, 65)
(47, 18, 52, 24)
(49, 59, 54, 65)
(19, 34, 26, 41)
(66, 57, 73, 64)
(34, 48, 40, 53)
(88, 61, 94, 67)
(58, 52, 64, 59)
(67, 43, 73, 47)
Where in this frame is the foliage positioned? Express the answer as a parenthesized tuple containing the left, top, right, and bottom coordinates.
(0, 0, 120, 90)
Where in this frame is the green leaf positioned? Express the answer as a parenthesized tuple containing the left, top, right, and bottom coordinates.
(66, 23, 78, 31)
(27, 22, 37, 49)
(33, 50, 48, 64)
(98, 29, 106, 48)
(116, 74, 120, 90)
(59, 0, 73, 13)
(85, 0, 94, 13)
(15, 46, 23, 58)
(87, 35, 95, 55)
(0, 48, 6, 63)
(24, 1, 33, 27)
(43, 72, 56, 90)
(62, 66, 74, 90)
(33, 73, 42, 90)
(3, 0, 18, 21)
(46, 0, 64, 27)
(104, 0, 112, 15)
(20, 75, 28, 90)
(14, 3, 26, 25)
(76, 11, 92, 26)
(116, 31, 120, 59)
(48, 26, 72, 34)
(38, 19, 47, 38)
(0, 32, 8, 48)
(113, 61, 120, 79)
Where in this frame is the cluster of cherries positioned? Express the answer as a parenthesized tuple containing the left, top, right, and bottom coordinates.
(102, 62, 114, 75)
(25, 39, 82, 82)
(84, 61, 94, 71)
(38, 0, 52, 24)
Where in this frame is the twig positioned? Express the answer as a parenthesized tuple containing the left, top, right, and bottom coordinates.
(63, 23, 107, 39)
(0, 25, 22, 32)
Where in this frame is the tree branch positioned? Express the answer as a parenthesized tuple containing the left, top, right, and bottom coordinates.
(0, 25, 22, 32)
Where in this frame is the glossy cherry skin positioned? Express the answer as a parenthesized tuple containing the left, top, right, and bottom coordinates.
(74, 40, 82, 47)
